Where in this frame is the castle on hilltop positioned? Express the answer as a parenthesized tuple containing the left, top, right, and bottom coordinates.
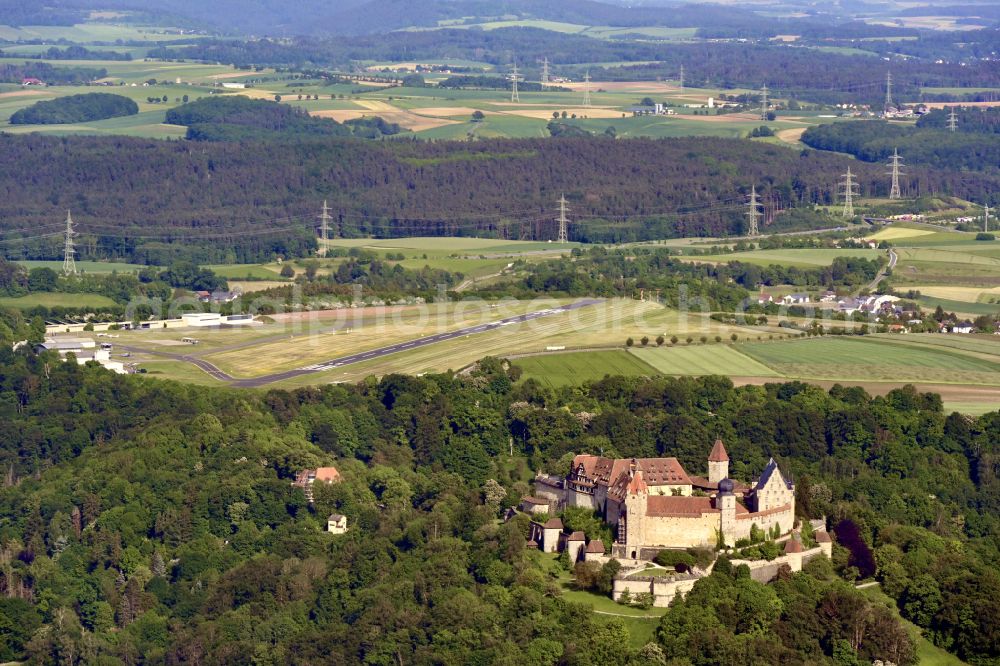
(534, 440, 795, 560)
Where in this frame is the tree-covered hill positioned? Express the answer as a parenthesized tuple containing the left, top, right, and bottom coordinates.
(164, 96, 404, 141)
(0, 338, 996, 663)
(801, 113, 1000, 175)
(10, 93, 139, 126)
(1, 133, 998, 265)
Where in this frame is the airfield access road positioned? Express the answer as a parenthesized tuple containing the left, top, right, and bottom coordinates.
(123, 299, 603, 387)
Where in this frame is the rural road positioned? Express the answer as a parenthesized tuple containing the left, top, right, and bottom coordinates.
(865, 248, 898, 293)
(125, 299, 603, 388)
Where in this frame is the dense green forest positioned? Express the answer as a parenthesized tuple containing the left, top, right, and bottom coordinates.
(0, 62, 107, 85)
(164, 96, 404, 141)
(10, 93, 138, 125)
(801, 112, 1000, 179)
(0, 333, 996, 663)
(2, 133, 997, 264)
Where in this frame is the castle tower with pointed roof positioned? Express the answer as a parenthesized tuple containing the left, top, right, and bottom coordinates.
(622, 467, 648, 559)
(707, 438, 730, 484)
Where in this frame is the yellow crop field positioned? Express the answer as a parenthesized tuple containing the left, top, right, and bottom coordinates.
(867, 227, 936, 241)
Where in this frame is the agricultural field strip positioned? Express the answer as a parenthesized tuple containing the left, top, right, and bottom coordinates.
(741, 337, 1000, 384)
(629, 345, 782, 376)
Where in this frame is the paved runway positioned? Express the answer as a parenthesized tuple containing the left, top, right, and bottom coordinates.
(122, 299, 603, 388)
(232, 298, 602, 387)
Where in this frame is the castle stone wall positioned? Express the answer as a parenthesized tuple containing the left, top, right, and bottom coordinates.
(640, 513, 719, 550)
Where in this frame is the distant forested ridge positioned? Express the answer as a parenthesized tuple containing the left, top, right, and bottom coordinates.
(801, 111, 1000, 175)
(0, 61, 107, 85)
(7, 0, 914, 37)
(0, 45, 132, 61)
(9, 93, 138, 125)
(0, 134, 997, 264)
(150, 28, 1000, 105)
(164, 96, 403, 141)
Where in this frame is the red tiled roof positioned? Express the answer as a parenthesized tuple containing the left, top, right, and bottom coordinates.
(784, 539, 803, 554)
(542, 518, 563, 529)
(567, 531, 586, 542)
(521, 496, 550, 505)
(526, 539, 539, 548)
(815, 531, 832, 543)
(709, 438, 729, 462)
(646, 495, 718, 517)
(574, 455, 692, 489)
(627, 470, 648, 495)
(585, 539, 606, 553)
(314, 467, 341, 483)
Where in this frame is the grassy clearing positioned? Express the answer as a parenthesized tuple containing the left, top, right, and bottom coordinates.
(916, 296, 1000, 317)
(679, 248, 881, 268)
(14, 260, 149, 273)
(630, 344, 781, 376)
(0, 292, 117, 309)
(513, 350, 657, 387)
(205, 264, 285, 280)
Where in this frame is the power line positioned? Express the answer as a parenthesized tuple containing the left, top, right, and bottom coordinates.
(318, 199, 332, 254)
(840, 166, 858, 218)
(62, 210, 77, 276)
(887, 148, 905, 200)
(747, 186, 762, 236)
(557, 195, 569, 243)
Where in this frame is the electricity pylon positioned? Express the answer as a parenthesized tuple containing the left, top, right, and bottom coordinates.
(747, 186, 762, 237)
(760, 84, 769, 121)
(887, 148, 905, 200)
(582, 71, 592, 107)
(986, 202, 992, 234)
(509, 61, 520, 103)
(318, 200, 332, 254)
(947, 107, 958, 132)
(62, 210, 77, 275)
(540, 57, 549, 86)
(885, 70, 893, 109)
(557, 195, 569, 243)
(679, 64, 684, 88)
(840, 167, 858, 218)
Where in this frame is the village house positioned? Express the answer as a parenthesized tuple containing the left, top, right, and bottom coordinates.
(326, 513, 348, 534)
(293, 466, 342, 503)
(781, 293, 810, 305)
(950, 321, 975, 334)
